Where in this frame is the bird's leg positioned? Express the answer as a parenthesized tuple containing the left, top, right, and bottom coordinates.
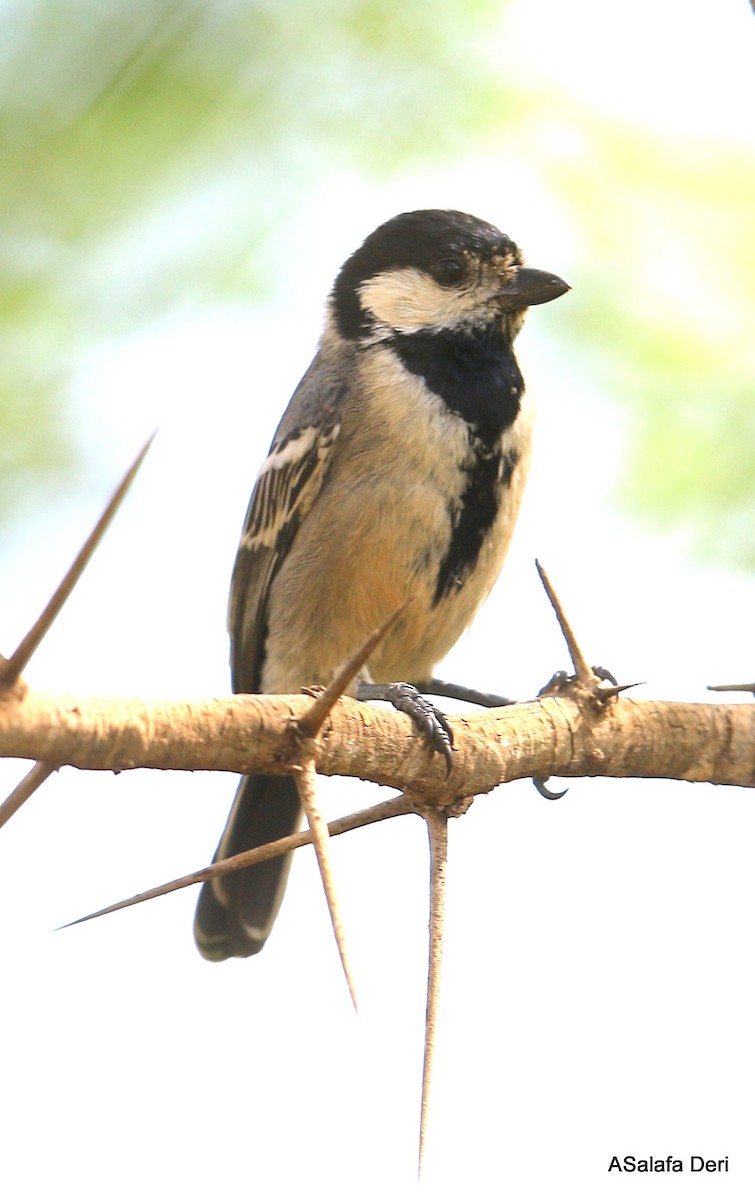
(537, 665, 618, 696)
(356, 681, 454, 773)
(409, 677, 516, 708)
(357, 674, 517, 775)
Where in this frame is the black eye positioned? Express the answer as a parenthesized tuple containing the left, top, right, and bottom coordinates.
(431, 256, 465, 286)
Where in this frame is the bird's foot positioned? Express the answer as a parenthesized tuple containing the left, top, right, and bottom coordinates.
(537, 664, 618, 696)
(357, 681, 454, 774)
(409, 677, 515, 708)
(534, 665, 619, 799)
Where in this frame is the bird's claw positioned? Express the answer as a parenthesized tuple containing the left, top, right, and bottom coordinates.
(534, 776, 568, 801)
(592, 664, 619, 687)
(538, 664, 618, 697)
(534, 665, 619, 798)
(357, 681, 454, 774)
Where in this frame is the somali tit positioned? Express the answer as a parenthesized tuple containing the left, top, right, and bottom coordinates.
(194, 208, 569, 961)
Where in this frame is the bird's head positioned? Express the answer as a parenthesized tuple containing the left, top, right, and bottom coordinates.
(330, 209, 569, 343)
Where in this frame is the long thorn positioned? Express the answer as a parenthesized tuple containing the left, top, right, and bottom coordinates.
(535, 559, 592, 684)
(0, 762, 56, 830)
(0, 434, 156, 688)
(296, 759, 358, 1013)
(298, 601, 409, 738)
(419, 808, 449, 1176)
(707, 682, 755, 695)
(598, 681, 643, 700)
(59, 793, 414, 930)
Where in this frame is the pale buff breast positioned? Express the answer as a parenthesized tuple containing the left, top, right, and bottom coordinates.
(261, 348, 534, 693)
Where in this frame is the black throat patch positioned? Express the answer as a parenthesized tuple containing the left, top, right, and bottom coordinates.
(432, 439, 520, 604)
(390, 324, 524, 444)
(389, 325, 524, 604)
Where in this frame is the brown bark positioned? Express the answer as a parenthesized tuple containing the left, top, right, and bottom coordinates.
(1, 684, 753, 795)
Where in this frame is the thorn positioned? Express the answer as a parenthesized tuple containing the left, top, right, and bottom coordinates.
(597, 681, 644, 702)
(418, 808, 449, 1176)
(707, 682, 755, 695)
(535, 560, 593, 685)
(297, 601, 408, 738)
(59, 793, 414, 930)
(0, 762, 56, 830)
(0, 434, 156, 688)
(295, 759, 358, 1015)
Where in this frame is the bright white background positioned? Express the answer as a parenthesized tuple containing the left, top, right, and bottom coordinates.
(1, 2, 754, 1196)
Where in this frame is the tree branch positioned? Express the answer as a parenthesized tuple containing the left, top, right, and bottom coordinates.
(1, 686, 753, 792)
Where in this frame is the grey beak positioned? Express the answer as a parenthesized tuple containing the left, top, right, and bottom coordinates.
(498, 267, 570, 311)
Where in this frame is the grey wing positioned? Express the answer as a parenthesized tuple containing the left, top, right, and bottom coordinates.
(228, 376, 344, 694)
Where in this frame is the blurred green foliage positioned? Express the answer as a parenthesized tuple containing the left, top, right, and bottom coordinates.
(549, 112, 755, 564)
(1, 0, 753, 563)
(0, 0, 509, 518)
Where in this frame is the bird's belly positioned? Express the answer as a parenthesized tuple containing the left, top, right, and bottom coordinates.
(261, 353, 534, 694)
(260, 425, 530, 692)
(260, 473, 453, 689)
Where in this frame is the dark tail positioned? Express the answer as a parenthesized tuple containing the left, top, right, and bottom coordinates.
(194, 774, 301, 961)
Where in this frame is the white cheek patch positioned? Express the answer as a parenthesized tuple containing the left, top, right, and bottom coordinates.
(358, 267, 489, 334)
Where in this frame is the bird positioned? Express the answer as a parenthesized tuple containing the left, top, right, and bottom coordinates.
(194, 208, 569, 961)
